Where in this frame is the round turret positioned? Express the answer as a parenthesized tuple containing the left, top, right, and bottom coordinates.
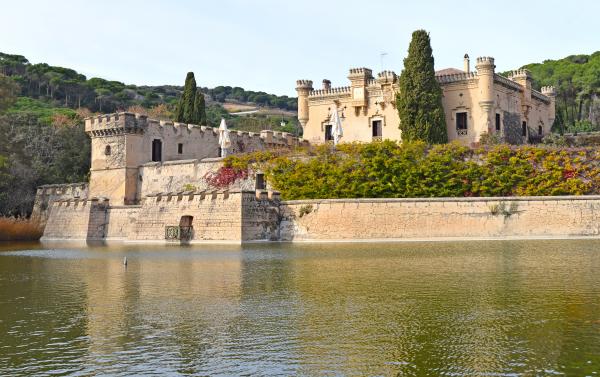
(295, 80, 313, 129)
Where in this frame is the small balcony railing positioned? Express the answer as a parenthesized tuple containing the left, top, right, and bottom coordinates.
(456, 128, 468, 136)
(165, 226, 193, 241)
(372, 136, 383, 141)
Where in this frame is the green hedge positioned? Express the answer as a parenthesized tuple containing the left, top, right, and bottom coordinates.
(222, 141, 600, 200)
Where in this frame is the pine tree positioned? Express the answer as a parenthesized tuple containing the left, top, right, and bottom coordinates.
(396, 30, 448, 144)
(175, 72, 197, 123)
(193, 89, 206, 125)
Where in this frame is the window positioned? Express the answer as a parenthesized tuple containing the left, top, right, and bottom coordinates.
(372, 120, 382, 139)
(152, 139, 162, 162)
(325, 124, 333, 141)
(538, 125, 543, 136)
(456, 112, 468, 135)
(522, 121, 527, 137)
(178, 143, 183, 154)
(104, 145, 111, 155)
(495, 113, 501, 132)
(255, 173, 265, 190)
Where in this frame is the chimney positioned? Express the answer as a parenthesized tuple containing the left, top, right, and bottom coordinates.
(464, 54, 470, 73)
(322, 79, 331, 90)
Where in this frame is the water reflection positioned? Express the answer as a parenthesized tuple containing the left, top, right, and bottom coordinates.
(0, 241, 599, 375)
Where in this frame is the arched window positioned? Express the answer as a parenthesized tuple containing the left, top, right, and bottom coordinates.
(104, 145, 111, 155)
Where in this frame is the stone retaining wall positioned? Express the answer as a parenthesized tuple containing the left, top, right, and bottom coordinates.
(278, 196, 600, 241)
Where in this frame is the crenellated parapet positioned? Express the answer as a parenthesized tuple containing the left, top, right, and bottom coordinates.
(85, 112, 147, 136)
(377, 70, 397, 84)
(476, 56, 495, 67)
(508, 68, 532, 80)
(436, 71, 478, 84)
(85, 112, 303, 147)
(308, 86, 352, 98)
(541, 86, 557, 97)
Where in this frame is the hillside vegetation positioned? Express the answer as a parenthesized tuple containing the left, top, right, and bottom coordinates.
(522, 52, 600, 133)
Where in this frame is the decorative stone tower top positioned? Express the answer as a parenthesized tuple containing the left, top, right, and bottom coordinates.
(541, 86, 557, 97)
(464, 54, 470, 73)
(322, 79, 331, 90)
(377, 70, 397, 84)
(296, 80, 314, 129)
(475, 56, 495, 73)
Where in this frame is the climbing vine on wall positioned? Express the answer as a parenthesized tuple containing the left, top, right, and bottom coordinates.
(223, 141, 600, 200)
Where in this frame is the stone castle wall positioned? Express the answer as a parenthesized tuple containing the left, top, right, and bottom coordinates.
(42, 198, 108, 241)
(41, 194, 600, 244)
(31, 183, 89, 227)
(278, 196, 600, 241)
(41, 190, 281, 243)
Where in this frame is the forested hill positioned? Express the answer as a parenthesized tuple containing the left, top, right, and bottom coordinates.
(521, 52, 600, 133)
(0, 52, 297, 113)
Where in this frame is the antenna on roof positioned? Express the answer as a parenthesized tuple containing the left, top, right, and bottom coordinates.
(380, 52, 388, 73)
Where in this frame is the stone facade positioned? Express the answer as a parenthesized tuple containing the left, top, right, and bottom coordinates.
(297, 55, 556, 145)
(85, 112, 304, 205)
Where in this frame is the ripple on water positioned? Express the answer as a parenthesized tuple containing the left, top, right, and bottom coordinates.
(0, 240, 599, 376)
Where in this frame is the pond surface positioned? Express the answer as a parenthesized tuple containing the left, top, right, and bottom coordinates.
(1, 240, 599, 376)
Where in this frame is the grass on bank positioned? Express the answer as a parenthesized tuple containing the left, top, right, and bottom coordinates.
(0, 217, 43, 241)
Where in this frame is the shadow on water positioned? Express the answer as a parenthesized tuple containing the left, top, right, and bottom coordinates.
(0, 239, 599, 375)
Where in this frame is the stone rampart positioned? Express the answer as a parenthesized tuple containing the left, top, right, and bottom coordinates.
(279, 196, 600, 242)
(41, 198, 108, 241)
(32, 183, 88, 226)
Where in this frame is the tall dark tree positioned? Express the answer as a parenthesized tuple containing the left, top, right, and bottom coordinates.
(175, 72, 197, 123)
(396, 30, 447, 144)
(194, 90, 206, 125)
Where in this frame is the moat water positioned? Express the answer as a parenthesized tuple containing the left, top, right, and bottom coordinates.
(1, 240, 599, 376)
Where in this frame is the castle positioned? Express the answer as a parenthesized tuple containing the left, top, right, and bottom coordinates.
(296, 55, 556, 145)
(35, 113, 303, 243)
(34, 55, 566, 244)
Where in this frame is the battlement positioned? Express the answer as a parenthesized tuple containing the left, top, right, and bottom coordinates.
(308, 86, 352, 98)
(143, 189, 280, 206)
(475, 56, 495, 66)
(348, 67, 374, 80)
(296, 80, 314, 89)
(541, 86, 557, 96)
(509, 69, 532, 80)
(377, 70, 397, 83)
(436, 71, 478, 84)
(85, 112, 302, 147)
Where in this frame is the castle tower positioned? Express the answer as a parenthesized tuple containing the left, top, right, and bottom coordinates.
(475, 56, 496, 140)
(296, 80, 313, 129)
(85, 113, 147, 205)
(348, 68, 373, 109)
(510, 69, 533, 127)
(541, 86, 557, 126)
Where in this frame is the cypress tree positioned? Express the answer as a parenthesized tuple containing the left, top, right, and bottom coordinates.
(396, 30, 448, 144)
(193, 89, 206, 125)
(175, 72, 197, 123)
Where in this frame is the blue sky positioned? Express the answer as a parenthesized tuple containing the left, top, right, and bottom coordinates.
(1, 0, 599, 96)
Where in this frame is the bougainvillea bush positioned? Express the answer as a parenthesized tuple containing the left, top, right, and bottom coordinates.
(218, 141, 600, 200)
